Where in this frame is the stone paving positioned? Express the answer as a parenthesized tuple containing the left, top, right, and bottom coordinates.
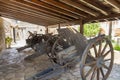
(0, 48, 120, 80)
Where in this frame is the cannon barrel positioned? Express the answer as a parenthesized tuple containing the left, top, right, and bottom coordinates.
(17, 45, 31, 52)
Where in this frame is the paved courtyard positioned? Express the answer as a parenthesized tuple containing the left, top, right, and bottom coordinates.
(0, 48, 120, 80)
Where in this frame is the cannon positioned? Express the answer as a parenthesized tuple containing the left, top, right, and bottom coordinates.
(17, 31, 57, 60)
(24, 28, 114, 80)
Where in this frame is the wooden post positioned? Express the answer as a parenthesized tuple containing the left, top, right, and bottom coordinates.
(45, 27, 48, 34)
(58, 24, 60, 29)
(109, 21, 112, 40)
(13, 27, 16, 43)
(79, 20, 84, 35)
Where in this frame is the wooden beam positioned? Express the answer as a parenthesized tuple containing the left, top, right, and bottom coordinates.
(60, 0, 98, 17)
(0, 12, 49, 24)
(49, 20, 83, 28)
(0, 5, 58, 24)
(58, 24, 60, 29)
(21, 0, 80, 19)
(0, 8, 54, 26)
(104, 0, 120, 12)
(78, 0, 108, 15)
(0, 13, 50, 26)
(85, 13, 120, 23)
(0, 0, 73, 21)
(45, 27, 49, 34)
(0, 1, 69, 22)
(13, 28, 16, 43)
(41, 0, 89, 18)
(0, 5, 65, 24)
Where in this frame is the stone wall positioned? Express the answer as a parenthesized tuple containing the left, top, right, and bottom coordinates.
(0, 17, 5, 52)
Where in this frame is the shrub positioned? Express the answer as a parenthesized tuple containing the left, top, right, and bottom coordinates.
(78, 23, 100, 37)
(5, 36, 12, 48)
(114, 44, 120, 51)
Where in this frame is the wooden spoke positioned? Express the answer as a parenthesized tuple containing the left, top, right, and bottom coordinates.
(97, 69, 100, 80)
(103, 50, 111, 57)
(98, 40, 102, 56)
(88, 52, 97, 60)
(104, 59, 111, 62)
(90, 67, 97, 80)
(102, 64, 109, 70)
(101, 42, 108, 55)
(84, 61, 96, 66)
(85, 65, 96, 77)
(93, 44, 98, 57)
(100, 68, 105, 78)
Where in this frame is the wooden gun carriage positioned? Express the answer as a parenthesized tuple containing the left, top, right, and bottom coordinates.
(19, 28, 114, 80)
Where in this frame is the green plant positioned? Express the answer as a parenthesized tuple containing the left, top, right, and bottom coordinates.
(84, 23, 100, 37)
(5, 36, 12, 48)
(78, 23, 100, 37)
(114, 44, 120, 51)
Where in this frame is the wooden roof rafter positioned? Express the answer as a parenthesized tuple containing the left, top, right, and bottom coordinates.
(3, 0, 74, 21)
(103, 0, 120, 13)
(85, 13, 120, 23)
(97, 0, 120, 13)
(22, 0, 80, 19)
(0, 12, 52, 26)
(8, 0, 75, 21)
(59, 0, 98, 17)
(77, 0, 109, 15)
(0, 3, 67, 23)
(0, 0, 120, 26)
(40, 0, 90, 18)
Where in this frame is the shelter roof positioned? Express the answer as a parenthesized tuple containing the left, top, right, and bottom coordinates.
(0, 0, 120, 26)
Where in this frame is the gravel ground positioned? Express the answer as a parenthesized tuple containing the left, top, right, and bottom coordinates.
(0, 48, 120, 80)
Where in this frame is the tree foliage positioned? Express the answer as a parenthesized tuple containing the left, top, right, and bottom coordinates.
(84, 23, 100, 37)
(83, 23, 100, 37)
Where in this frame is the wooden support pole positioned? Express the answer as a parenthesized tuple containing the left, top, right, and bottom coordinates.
(13, 27, 16, 43)
(109, 21, 112, 40)
(45, 27, 48, 34)
(58, 24, 60, 29)
(79, 20, 84, 35)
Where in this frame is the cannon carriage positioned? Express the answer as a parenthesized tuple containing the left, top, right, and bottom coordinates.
(18, 28, 114, 80)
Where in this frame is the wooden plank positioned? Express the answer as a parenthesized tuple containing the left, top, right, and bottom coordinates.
(0, 1, 68, 22)
(104, 0, 120, 12)
(42, 0, 89, 18)
(57, 46, 77, 59)
(60, 0, 98, 17)
(0, 5, 57, 24)
(85, 13, 120, 23)
(21, 0, 80, 19)
(58, 28, 87, 55)
(1, 13, 50, 26)
(78, 0, 108, 15)
(48, 20, 82, 27)
(1, 0, 73, 21)
(0, 11, 53, 26)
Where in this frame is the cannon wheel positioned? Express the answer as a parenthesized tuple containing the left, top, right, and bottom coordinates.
(51, 38, 64, 65)
(51, 37, 70, 65)
(80, 36, 114, 80)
